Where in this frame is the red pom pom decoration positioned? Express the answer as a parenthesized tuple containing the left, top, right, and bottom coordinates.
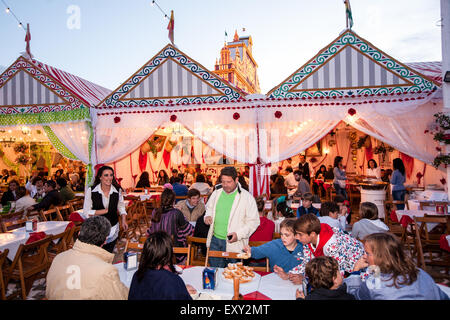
(348, 108, 356, 116)
(114, 116, 121, 123)
(275, 111, 282, 119)
(233, 112, 240, 120)
(170, 114, 177, 122)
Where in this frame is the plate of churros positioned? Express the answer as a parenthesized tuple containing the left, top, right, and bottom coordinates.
(221, 262, 256, 284)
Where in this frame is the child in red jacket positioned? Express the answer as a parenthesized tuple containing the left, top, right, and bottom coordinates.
(289, 213, 364, 277)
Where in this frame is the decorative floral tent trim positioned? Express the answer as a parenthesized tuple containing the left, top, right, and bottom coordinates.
(267, 30, 439, 99)
(0, 108, 89, 126)
(98, 44, 243, 108)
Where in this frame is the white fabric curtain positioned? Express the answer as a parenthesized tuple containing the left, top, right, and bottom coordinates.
(92, 111, 168, 164)
(49, 121, 91, 163)
(347, 101, 442, 164)
(257, 106, 347, 164)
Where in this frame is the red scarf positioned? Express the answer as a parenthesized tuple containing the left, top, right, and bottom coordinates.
(308, 223, 334, 257)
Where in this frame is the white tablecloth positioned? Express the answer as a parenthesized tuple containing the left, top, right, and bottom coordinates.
(114, 263, 304, 300)
(125, 192, 161, 201)
(0, 221, 69, 260)
(395, 210, 443, 230)
(407, 200, 449, 211)
(257, 272, 300, 300)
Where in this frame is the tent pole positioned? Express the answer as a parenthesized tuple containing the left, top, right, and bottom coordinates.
(441, 0, 450, 199)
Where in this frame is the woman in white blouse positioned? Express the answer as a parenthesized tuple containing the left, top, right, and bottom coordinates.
(366, 159, 381, 180)
(82, 166, 128, 253)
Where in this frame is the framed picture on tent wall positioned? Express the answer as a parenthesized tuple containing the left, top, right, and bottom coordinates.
(306, 141, 322, 157)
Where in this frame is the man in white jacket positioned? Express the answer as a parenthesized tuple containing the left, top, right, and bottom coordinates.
(204, 167, 260, 267)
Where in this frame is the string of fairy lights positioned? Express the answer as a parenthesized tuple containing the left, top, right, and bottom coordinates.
(150, 0, 170, 20)
(1, 0, 26, 33)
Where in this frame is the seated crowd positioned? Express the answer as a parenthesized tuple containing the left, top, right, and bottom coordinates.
(41, 165, 450, 300)
(0, 166, 85, 215)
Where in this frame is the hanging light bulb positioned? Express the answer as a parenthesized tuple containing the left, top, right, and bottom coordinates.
(151, 0, 155, 6)
(18, 22, 23, 28)
(5, 7, 10, 13)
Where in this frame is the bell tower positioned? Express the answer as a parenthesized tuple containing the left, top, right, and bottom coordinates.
(214, 30, 260, 94)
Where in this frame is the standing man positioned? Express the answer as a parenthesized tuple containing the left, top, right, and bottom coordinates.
(204, 167, 260, 267)
(298, 154, 311, 185)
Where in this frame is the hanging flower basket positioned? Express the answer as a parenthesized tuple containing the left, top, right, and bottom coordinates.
(16, 154, 30, 165)
(13, 142, 28, 154)
(432, 154, 450, 168)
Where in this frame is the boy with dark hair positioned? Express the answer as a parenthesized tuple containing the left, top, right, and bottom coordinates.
(289, 213, 364, 278)
(296, 192, 319, 218)
(318, 201, 346, 230)
(296, 256, 355, 300)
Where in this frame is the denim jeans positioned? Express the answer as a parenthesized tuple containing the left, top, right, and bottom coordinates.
(334, 183, 347, 200)
(392, 190, 406, 210)
(208, 235, 238, 268)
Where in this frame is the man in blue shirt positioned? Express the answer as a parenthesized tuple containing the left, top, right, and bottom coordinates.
(172, 176, 188, 202)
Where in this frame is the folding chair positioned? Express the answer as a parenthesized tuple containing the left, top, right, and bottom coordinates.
(68, 198, 84, 211)
(413, 215, 449, 276)
(4, 235, 53, 300)
(47, 228, 72, 262)
(1, 218, 27, 232)
(0, 249, 9, 300)
(0, 210, 26, 232)
(187, 236, 207, 266)
(383, 200, 407, 237)
(66, 225, 81, 249)
(173, 245, 191, 267)
(40, 208, 64, 222)
(204, 249, 244, 267)
(55, 204, 74, 221)
(270, 193, 288, 200)
(248, 241, 270, 272)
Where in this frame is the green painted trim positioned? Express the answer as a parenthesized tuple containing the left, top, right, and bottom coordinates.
(43, 126, 78, 160)
(0, 108, 90, 127)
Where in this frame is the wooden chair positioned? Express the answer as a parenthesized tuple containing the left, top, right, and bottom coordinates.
(120, 202, 140, 242)
(40, 208, 64, 222)
(383, 200, 407, 237)
(68, 198, 84, 211)
(55, 204, 74, 221)
(175, 196, 188, 203)
(413, 215, 449, 275)
(4, 235, 53, 300)
(272, 232, 281, 239)
(0, 210, 26, 232)
(1, 218, 27, 232)
(204, 249, 244, 267)
(47, 228, 72, 262)
(270, 193, 288, 200)
(173, 245, 191, 267)
(132, 188, 146, 193)
(66, 225, 81, 249)
(0, 249, 9, 300)
(187, 236, 207, 266)
(248, 241, 270, 272)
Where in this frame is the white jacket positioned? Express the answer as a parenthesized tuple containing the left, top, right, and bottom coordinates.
(204, 183, 260, 253)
